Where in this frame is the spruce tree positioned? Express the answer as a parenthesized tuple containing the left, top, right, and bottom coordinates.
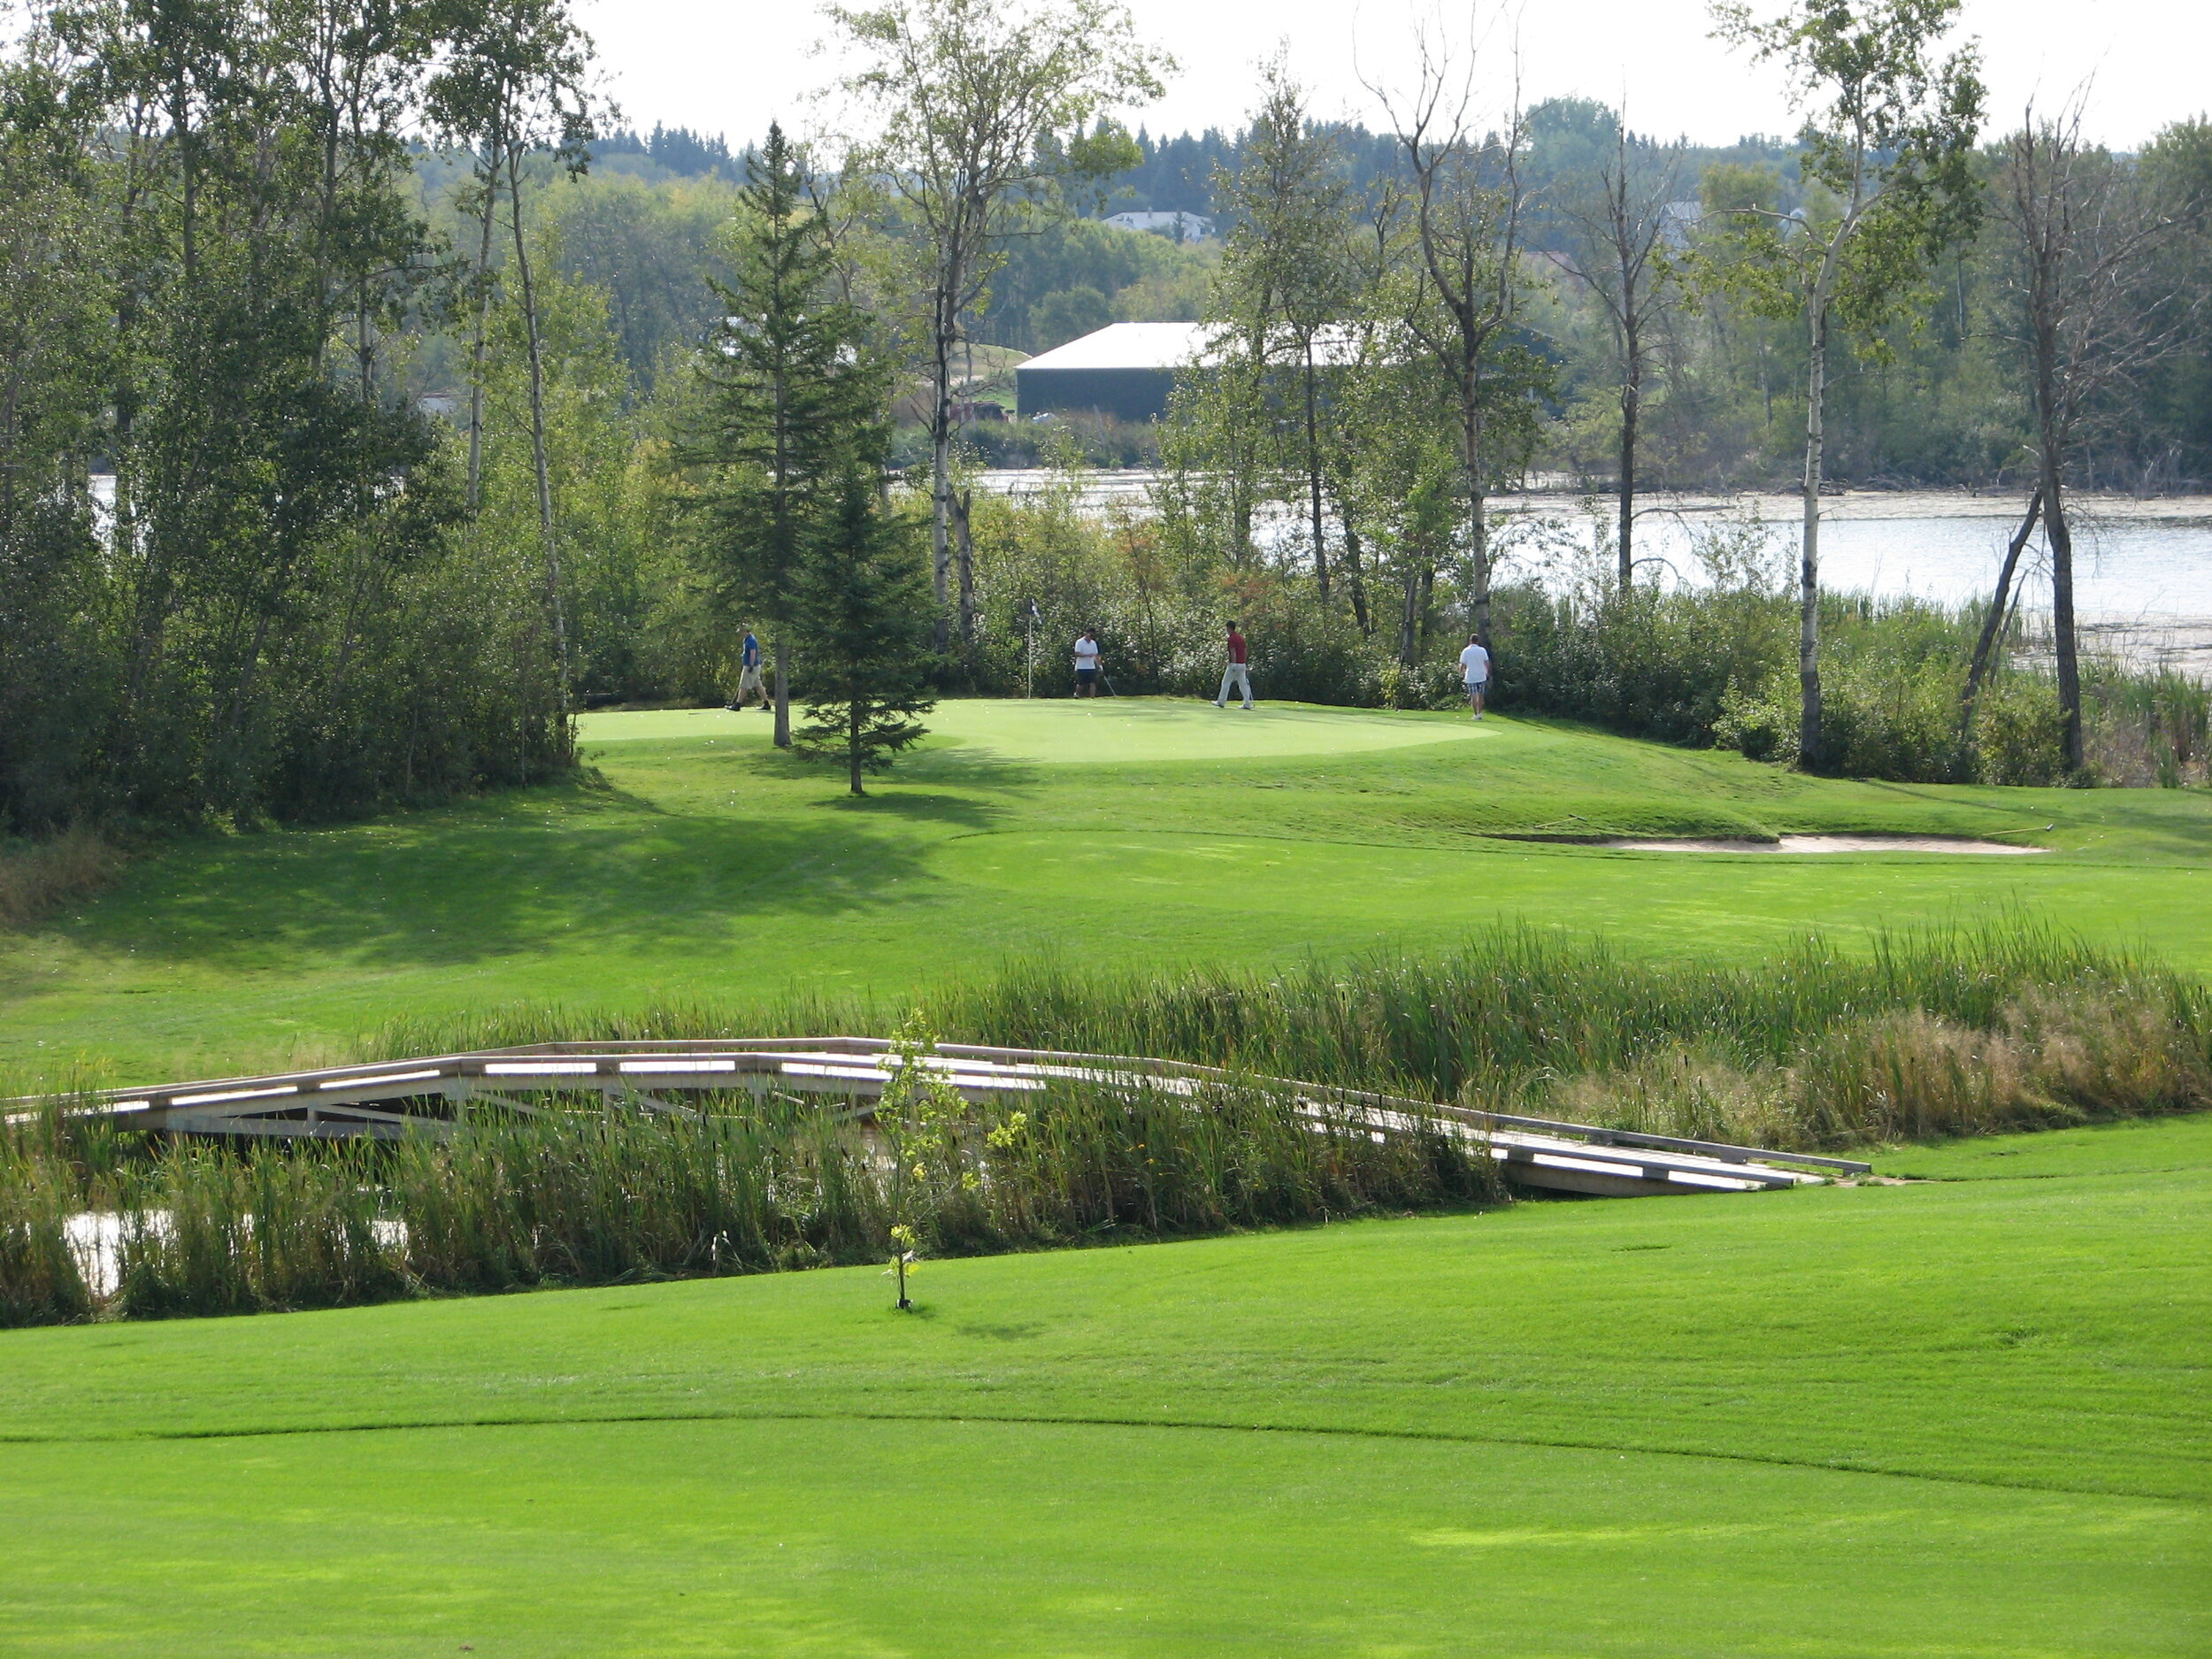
(695, 123, 882, 747)
(793, 469, 938, 795)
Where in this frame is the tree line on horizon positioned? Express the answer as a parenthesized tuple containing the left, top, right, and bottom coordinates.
(2, 0, 2207, 842)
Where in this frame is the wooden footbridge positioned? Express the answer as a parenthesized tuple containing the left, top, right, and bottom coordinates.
(17, 1038, 1868, 1198)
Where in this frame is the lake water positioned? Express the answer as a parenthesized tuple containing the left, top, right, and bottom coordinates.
(975, 472, 2212, 672)
(1608, 499, 2212, 624)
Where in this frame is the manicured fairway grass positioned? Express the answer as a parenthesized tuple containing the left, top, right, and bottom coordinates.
(4, 698, 2208, 1083)
(1, 1115, 2205, 1656)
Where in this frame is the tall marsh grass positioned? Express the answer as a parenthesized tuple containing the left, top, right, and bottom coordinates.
(376, 924, 2212, 1149)
(5, 926, 2204, 1329)
(0, 1076, 1492, 1328)
(0, 826, 123, 930)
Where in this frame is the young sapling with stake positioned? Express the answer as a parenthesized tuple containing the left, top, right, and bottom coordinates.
(873, 1012, 1026, 1310)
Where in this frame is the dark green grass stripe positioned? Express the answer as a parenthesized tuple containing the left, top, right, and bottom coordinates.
(6, 1405, 2202, 1504)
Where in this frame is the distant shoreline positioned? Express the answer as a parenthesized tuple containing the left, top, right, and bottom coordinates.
(968, 468, 2212, 524)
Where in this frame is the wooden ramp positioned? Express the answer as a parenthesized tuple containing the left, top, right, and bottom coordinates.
(12, 1039, 1868, 1198)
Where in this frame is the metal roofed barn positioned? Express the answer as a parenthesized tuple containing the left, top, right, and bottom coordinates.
(1015, 322, 1207, 422)
(1015, 321, 1383, 424)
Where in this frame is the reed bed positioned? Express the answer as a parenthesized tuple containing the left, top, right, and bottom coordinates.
(6, 925, 2205, 1329)
(376, 923, 2212, 1148)
(0, 1077, 1492, 1328)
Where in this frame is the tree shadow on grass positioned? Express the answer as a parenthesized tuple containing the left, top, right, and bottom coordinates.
(55, 787, 970, 976)
(884, 743, 1047, 791)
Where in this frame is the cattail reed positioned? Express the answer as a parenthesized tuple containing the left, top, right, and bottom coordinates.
(4, 925, 2205, 1329)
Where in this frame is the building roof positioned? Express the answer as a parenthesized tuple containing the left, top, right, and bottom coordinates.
(1020, 319, 1387, 375)
(1018, 322, 1212, 373)
(1102, 210, 1215, 236)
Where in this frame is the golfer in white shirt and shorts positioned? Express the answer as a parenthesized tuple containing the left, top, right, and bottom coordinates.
(1459, 634, 1491, 719)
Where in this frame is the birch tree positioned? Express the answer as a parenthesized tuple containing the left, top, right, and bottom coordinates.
(1707, 0, 1982, 766)
(426, 0, 599, 709)
(828, 0, 1164, 653)
(1212, 57, 1357, 604)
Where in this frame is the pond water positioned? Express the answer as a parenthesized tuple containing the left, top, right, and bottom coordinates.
(975, 472, 2212, 673)
(1605, 498, 2212, 624)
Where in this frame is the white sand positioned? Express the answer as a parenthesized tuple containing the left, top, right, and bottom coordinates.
(1604, 835, 2044, 856)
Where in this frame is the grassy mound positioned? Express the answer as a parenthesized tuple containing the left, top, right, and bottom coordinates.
(4, 699, 2207, 1086)
(0, 1114, 2204, 1655)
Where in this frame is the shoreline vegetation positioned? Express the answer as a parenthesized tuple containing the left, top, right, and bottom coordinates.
(6, 926, 2205, 1330)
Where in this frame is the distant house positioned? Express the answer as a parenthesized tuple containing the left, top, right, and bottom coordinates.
(1102, 210, 1215, 242)
(1015, 322, 1210, 422)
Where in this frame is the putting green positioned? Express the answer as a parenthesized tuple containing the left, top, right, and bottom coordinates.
(581, 697, 1486, 764)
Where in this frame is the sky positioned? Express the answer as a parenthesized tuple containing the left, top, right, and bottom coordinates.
(577, 0, 2208, 153)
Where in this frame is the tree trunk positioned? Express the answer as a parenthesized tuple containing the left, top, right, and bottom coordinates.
(772, 637, 791, 749)
(930, 292, 956, 653)
(954, 487, 976, 659)
(1302, 347, 1328, 598)
(465, 144, 501, 511)
(1617, 343, 1640, 590)
(1463, 372, 1492, 647)
(1962, 487, 2042, 726)
(849, 702, 864, 795)
(1798, 298, 1828, 768)
(1340, 515, 1371, 634)
(508, 151, 570, 715)
(2042, 443, 2083, 772)
(1467, 482, 1491, 647)
(1399, 572, 1418, 667)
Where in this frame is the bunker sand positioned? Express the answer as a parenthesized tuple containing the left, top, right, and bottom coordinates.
(1604, 834, 2045, 855)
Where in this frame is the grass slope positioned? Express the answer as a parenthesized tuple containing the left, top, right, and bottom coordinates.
(0, 1117, 2205, 1656)
(4, 699, 2208, 1083)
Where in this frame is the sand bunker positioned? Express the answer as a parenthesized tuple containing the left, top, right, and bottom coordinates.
(1605, 834, 2044, 856)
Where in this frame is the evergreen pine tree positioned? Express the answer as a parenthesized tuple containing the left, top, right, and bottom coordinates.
(794, 470, 938, 795)
(695, 123, 883, 747)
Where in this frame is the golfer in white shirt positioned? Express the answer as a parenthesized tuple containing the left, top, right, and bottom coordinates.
(1458, 634, 1491, 719)
(1072, 629, 1102, 697)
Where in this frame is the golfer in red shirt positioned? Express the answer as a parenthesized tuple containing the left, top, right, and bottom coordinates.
(1213, 621, 1255, 709)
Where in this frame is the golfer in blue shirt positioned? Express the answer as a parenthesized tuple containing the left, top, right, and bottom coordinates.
(733, 629, 767, 710)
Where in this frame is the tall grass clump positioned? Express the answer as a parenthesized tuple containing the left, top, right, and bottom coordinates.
(375, 925, 2212, 1158)
(939, 932, 2212, 1151)
(0, 1070, 1496, 1328)
(0, 826, 124, 930)
(0, 1117, 95, 1326)
(6, 925, 2202, 1330)
(387, 1107, 856, 1289)
(110, 1140, 406, 1318)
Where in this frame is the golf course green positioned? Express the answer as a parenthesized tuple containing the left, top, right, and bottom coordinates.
(0, 1112, 2204, 1655)
(4, 700, 2208, 1654)
(4, 699, 2208, 1087)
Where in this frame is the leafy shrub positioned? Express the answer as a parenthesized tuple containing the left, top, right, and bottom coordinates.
(1974, 680, 2068, 786)
(1715, 677, 1798, 763)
